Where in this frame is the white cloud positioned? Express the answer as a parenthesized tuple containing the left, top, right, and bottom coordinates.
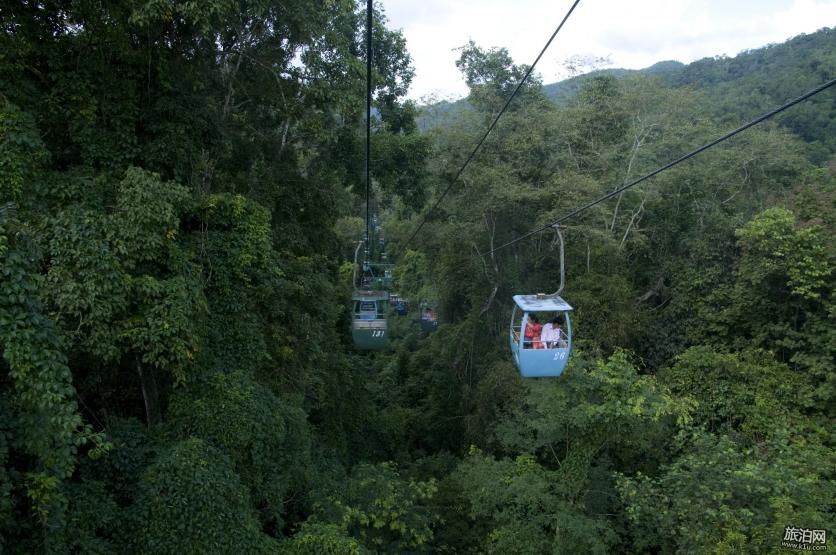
(382, 0, 836, 102)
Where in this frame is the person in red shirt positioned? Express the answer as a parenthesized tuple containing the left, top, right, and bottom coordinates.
(524, 314, 543, 349)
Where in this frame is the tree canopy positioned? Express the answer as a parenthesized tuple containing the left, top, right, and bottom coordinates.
(1, 4, 833, 553)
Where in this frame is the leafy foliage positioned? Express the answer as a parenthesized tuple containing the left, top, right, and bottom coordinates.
(618, 426, 835, 554)
(128, 438, 278, 554)
(281, 522, 363, 555)
(167, 371, 311, 529)
(312, 462, 438, 552)
(452, 352, 689, 554)
(0, 220, 107, 527)
(0, 100, 47, 200)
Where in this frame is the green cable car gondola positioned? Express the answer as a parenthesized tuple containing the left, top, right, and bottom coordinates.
(352, 290, 389, 350)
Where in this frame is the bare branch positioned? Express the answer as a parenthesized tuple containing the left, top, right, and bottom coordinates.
(610, 120, 656, 232)
(479, 284, 499, 316)
(619, 196, 646, 248)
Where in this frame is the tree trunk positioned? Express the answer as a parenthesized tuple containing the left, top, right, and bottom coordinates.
(136, 358, 161, 427)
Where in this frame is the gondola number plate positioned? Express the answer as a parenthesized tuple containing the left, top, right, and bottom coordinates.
(372, 330, 385, 337)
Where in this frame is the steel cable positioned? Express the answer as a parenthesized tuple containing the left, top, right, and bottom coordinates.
(400, 0, 583, 252)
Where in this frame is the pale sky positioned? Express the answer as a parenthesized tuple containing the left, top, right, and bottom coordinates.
(381, 0, 836, 103)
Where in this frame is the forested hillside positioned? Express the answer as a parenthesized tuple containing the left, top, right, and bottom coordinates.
(1, 3, 834, 553)
(424, 27, 836, 153)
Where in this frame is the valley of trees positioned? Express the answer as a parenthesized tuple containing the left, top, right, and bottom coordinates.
(1, 2, 834, 553)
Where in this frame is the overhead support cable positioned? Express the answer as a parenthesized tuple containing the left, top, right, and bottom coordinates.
(365, 0, 373, 262)
(400, 0, 583, 252)
(475, 75, 836, 260)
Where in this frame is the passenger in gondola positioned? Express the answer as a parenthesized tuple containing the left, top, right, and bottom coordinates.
(541, 317, 556, 348)
(552, 315, 567, 348)
(359, 301, 376, 320)
(524, 314, 542, 349)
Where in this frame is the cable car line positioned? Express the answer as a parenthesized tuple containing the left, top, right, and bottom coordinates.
(498, 75, 835, 378)
(364, 0, 373, 261)
(351, 0, 392, 351)
(400, 0, 583, 252)
(472, 75, 836, 261)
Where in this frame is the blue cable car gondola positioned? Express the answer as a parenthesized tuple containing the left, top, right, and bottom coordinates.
(396, 300, 408, 316)
(389, 293, 409, 316)
(509, 225, 573, 377)
(509, 294, 572, 377)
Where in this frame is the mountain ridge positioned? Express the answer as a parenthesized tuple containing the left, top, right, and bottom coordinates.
(418, 26, 836, 156)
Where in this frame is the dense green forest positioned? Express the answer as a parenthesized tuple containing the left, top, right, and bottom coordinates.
(1, 2, 834, 553)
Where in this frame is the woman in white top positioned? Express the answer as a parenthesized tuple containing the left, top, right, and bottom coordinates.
(541, 320, 555, 348)
(542, 316, 565, 348)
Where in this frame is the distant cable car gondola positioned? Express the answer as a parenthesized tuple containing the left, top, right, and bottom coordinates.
(389, 293, 409, 316)
(419, 302, 438, 333)
(396, 299, 409, 316)
(352, 290, 389, 350)
(509, 225, 573, 377)
(366, 264, 393, 290)
(352, 239, 390, 350)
